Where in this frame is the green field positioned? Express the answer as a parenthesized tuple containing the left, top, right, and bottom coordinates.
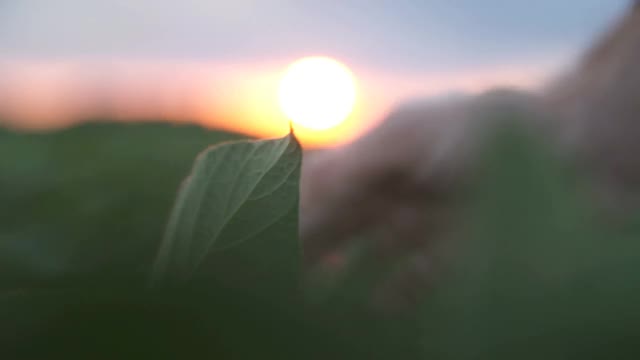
(0, 122, 241, 289)
(2, 121, 640, 359)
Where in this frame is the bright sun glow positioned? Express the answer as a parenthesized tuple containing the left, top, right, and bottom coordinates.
(278, 56, 357, 131)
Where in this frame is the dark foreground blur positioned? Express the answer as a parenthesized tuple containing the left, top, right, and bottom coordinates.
(2, 121, 640, 359)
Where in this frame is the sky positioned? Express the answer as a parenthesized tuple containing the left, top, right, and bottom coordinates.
(0, 0, 631, 145)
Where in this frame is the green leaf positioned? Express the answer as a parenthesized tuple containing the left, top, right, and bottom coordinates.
(151, 132, 302, 299)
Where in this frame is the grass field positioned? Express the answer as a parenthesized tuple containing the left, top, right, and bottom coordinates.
(2, 120, 640, 359)
(0, 122, 241, 289)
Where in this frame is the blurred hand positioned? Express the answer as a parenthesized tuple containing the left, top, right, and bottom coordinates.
(299, 4, 640, 310)
(299, 89, 541, 310)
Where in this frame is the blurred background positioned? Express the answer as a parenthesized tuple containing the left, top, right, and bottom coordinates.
(0, 0, 632, 296)
(2, 2, 640, 357)
(0, 0, 629, 146)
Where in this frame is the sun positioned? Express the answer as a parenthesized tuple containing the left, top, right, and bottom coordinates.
(278, 56, 357, 131)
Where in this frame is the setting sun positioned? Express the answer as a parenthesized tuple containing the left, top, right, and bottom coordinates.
(278, 56, 357, 131)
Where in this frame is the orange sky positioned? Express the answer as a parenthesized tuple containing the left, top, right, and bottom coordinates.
(0, 0, 628, 147)
(0, 57, 560, 147)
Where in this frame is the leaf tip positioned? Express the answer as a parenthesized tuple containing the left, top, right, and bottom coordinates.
(288, 121, 301, 147)
(289, 121, 295, 135)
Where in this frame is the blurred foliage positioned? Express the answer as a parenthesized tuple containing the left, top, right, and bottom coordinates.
(419, 124, 640, 359)
(0, 122, 241, 289)
(1, 121, 640, 359)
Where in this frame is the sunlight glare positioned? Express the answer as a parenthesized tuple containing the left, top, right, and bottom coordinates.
(278, 56, 356, 131)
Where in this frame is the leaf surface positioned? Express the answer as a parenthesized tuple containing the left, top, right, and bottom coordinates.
(151, 133, 302, 299)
